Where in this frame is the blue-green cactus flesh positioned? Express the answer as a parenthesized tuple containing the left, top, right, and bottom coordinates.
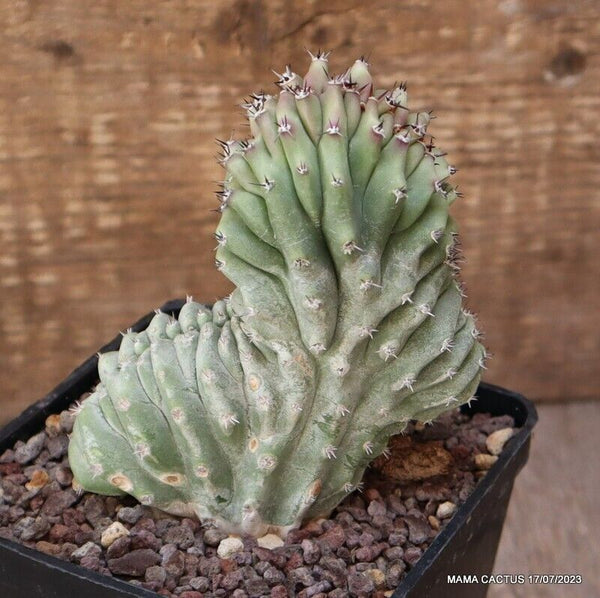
(69, 52, 486, 538)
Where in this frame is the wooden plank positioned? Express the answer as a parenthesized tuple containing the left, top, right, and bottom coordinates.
(0, 0, 599, 422)
(490, 402, 600, 598)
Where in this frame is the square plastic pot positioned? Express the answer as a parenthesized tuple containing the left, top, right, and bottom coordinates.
(0, 299, 537, 598)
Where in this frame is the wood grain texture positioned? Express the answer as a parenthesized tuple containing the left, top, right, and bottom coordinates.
(0, 0, 599, 423)
(490, 402, 599, 598)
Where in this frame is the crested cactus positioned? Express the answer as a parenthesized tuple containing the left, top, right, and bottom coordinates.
(68, 51, 486, 538)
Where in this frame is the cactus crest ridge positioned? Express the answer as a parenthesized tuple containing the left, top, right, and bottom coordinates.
(69, 51, 486, 538)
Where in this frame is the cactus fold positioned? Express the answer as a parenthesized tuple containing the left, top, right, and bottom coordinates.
(69, 52, 486, 538)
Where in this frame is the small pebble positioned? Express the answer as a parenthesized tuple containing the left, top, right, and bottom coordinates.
(160, 543, 185, 577)
(108, 548, 161, 576)
(486, 428, 514, 456)
(71, 541, 102, 561)
(101, 521, 130, 548)
(46, 435, 68, 459)
(405, 515, 430, 544)
(263, 565, 285, 584)
(59, 409, 76, 433)
(365, 568, 386, 587)
(145, 564, 167, 585)
(217, 536, 244, 558)
(189, 576, 210, 591)
(428, 515, 440, 530)
(0, 449, 15, 463)
(436, 501, 457, 520)
(163, 524, 194, 549)
(348, 571, 375, 596)
(271, 586, 288, 598)
(117, 505, 144, 524)
(45, 414, 62, 437)
(203, 527, 227, 546)
(41, 489, 78, 517)
(367, 500, 387, 518)
(318, 523, 346, 550)
(301, 538, 321, 564)
(106, 535, 131, 559)
(25, 470, 49, 491)
(14, 432, 46, 465)
(14, 515, 50, 541)
(35, 540, 61, 556)
(288, 566, 314, 587)
(403, 546, 422, 566)
(475, 453, 498, 469)
(256, 533, 284, 550)
(386, 561, 406, 586)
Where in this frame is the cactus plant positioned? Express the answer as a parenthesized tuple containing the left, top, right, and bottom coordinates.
(68, 51, 486, 538)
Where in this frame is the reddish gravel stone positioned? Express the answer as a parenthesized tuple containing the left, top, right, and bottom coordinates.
(354, 542, 386, 562)
(348, 571, 375, 596)
(367, 500, 387, 518)
(108, 549, 161, 576)
(405, 515, 431, 545)
(318, 524, 345, 550)
(106, 535, 131, 559)
(130, 529, 161, 552)
(403, 546, 423, 566)
(0, 462, 22, 475)
(253, 546, 287, 568)
(41, 490, 78, 517)
(284, 550, 304, 573)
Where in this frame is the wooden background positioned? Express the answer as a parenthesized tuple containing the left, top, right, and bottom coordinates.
(0, 0, 599, 424)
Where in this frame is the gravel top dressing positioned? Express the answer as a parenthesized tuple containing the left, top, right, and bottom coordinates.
(0, 397, 514, 598)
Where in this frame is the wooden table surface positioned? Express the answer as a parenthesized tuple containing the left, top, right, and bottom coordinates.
(489, 401, 599, 598)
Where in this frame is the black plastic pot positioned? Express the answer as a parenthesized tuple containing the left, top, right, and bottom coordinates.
(0, 299, 537, 598)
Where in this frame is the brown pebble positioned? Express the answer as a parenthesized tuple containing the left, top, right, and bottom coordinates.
(41, 489, 77, 517)
(271, 585, 288, 598)
(428, 515, 440, 531)
(44, 415, 62, 437)
(35, 540, 61, 556)
(365, 568, 386, 588)
(284, 551, 304, 573)
(108, 548, 161, 576)
(318, 523, 345, 550)
(0, 462, 21, 475)
(303, 519, 324, 535)
(474, 453, 498, 470)
(106, 535, 131, 559)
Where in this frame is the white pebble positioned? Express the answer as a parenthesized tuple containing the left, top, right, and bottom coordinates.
(257, 533, 284, 550)
(486, 428, 514, 456)
(100, 521, 129, 547)
(436, 501, 457, 520)
(217, 535, 244, 558)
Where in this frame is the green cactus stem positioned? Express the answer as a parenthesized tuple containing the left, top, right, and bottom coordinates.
(69, 51, 486, 538)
